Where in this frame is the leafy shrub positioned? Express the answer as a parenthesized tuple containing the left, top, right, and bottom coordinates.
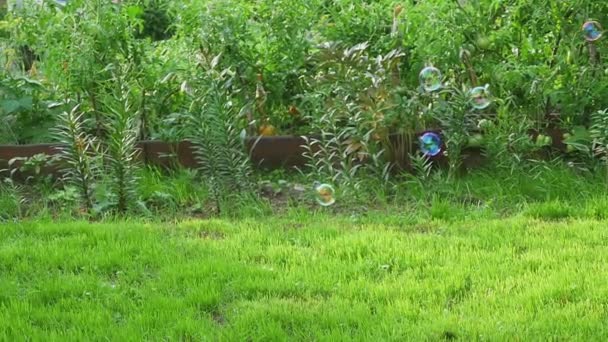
(134, 0, 174, 42)
(0, 76, 57, 144)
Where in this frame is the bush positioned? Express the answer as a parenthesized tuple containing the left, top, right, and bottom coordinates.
(0, 0, 606, 190)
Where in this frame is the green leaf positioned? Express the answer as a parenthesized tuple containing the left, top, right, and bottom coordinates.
(1, 97, 33, 114)
(0, 100, 21, 114)
(125, 5, 144, 19)
(16, 77, 44, 88)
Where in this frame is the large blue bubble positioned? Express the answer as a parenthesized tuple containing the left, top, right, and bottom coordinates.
(583, 21, 603, 42)
(419, 132, 442, 157)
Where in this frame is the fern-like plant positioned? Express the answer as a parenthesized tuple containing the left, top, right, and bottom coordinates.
(52, 104, 99, 213)
(0, 178, 26, 221)
(185, 60, 253, 213)
(590, 109, 608, 188)
(104, 91, 141, 214)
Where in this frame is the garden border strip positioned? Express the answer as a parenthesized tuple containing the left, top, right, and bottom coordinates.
(0, 136, 309, 178)
(0, 129, 567, 179)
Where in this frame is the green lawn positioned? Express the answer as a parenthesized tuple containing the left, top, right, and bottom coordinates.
(2, 213, 608, 340)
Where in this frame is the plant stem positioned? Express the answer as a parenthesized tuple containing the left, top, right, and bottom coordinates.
(88, 91, 102, 138)
(605, 159, 608, 192)
(588, 43, 599, 66)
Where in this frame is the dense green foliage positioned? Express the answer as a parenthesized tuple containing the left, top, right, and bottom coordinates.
(0, 0, 607, 216)
(1, 0, 606, 140)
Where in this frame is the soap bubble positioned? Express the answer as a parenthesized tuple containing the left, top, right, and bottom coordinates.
(419, 132, 442, 157)
(582, 21, 603, 42)
(419, 66, 442, 92)
(314, 183, 335, 207)
(469, 85, 491, 110)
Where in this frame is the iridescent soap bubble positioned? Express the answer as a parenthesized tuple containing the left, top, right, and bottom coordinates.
(469, 85, 491, 110)
(419, 66, 442, 92)
(314, 183, 335, 207)
(582, 20, 603, 42)
(419, 132, 442, 157)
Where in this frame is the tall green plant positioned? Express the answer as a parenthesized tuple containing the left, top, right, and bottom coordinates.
(52, 104, 99, 212)
(434, 85, 480, 178)
(590, 109, 608, 187)
(103, 85, 141, 214)
(186, 58, 254, 213)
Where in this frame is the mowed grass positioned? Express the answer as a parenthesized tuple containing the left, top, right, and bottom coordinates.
(2, 213, 608, 340)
